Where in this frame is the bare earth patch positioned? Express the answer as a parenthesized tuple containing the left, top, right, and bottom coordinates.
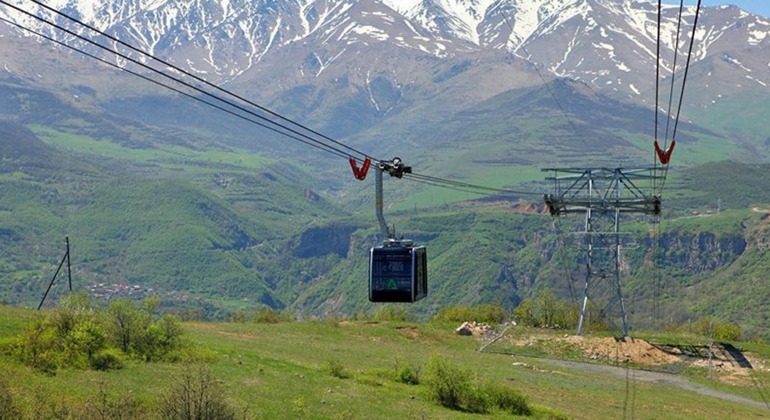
(507, 332, 766, 387)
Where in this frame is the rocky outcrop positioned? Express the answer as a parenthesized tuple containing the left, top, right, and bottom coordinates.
(292, 223, 360, 259)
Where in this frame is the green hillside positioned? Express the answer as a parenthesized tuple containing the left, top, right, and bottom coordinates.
(2, 304, 770, 419)
(3, 87, 770, 341)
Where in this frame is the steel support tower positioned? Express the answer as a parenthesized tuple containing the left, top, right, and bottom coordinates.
(543, 167, 663, 337)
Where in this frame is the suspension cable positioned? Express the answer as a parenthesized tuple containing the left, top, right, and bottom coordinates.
(1, 1, 549, 201)
(0, 15, 353, 160)
(25, 0, 372, 161)
(0, 0, 368, 162)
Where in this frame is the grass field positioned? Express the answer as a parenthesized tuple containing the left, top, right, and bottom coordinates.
(2, 305, 770, 419)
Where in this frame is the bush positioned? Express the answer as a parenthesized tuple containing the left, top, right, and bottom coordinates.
(434, 306, 475, 323)
(514, 290, 578, 329)
(396, 365, 420, 385)
(0, 376, 21, 420)
(372, 305, 413, 322)
(434, 304, 509, 324)
(463, 383, 492, 414)
(690, 318, 742, 342)
(253, 307, 293, 324)
(327, 359, 351, 379)
(484, 381, 531, 416)
(90, 348, 125, 371)
(80, 382, 147, 419)
(424, 356, 471, 409)
(158, 365, 237, 420)
(424, 356, 532, 415)
(12, 295, 185, 371)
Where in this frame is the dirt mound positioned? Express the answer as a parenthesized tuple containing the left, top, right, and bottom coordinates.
(508, 333, 767, 386)
(567, 336, 679, 365)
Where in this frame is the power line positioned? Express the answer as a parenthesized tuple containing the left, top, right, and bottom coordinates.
(405, 172, 542, 197)
(0, 14, 352, 159)
(657, 0, 702, 193)
(0, 1, 548, 200)
(25, 0, 372, 162)
(499, 6, 583, 143)
(671, 0, 702, 142)
(0, 0, 365, 161)
(663, 0, 686, 147)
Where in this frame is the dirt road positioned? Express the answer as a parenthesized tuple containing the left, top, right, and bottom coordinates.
(540, 358, 770, 410)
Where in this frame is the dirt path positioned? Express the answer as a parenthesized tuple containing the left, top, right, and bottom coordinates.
(539, 359, 770, 410)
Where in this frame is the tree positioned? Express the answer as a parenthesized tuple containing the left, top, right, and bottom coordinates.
(108, 300, 142, 354)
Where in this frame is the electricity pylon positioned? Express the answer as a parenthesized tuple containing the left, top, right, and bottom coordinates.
(543, 167, 663, 337)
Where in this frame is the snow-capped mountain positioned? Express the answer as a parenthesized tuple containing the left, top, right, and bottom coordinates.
(2, 0, 770, 157)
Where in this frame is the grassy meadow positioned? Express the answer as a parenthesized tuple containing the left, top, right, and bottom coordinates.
(2, 305, 770, 419)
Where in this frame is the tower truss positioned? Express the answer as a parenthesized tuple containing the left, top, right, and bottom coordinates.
(543, 166, 663, 337)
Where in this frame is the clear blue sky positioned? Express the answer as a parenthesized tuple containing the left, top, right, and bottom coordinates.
(682, 1, 770, 17)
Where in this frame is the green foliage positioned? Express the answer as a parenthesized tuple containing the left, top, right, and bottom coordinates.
(0, 375, 21, 420)
(372, 304, 414, 322)
(484, 380, 531, 416)
(327, 359, 351, 379)
(11, 295, 184, 371)
(90, 348, 125, 371)
(79, 382, 147, 419)
(688, 318, 743, 342)
(424, 355, 471, 410)
(396, 365, 420, 385)
(158, 365, 237, 420)
(434, 304, 509, 324)
(514, 298, 537, 327)
(108, 299, 184, 361)
(514, 290, 578, 330)
(253, 307, 293, 324)
(462, 382, 492, 414)
(423, 356, 531, 414)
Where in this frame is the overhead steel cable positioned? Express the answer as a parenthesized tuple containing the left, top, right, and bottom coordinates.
(659, 0, 702, 192)
(499, 8, 583, 146)
(0, 14, 352, 160)
(25, 0, 373, 163)
(405, 172, 542, 197)
(401, 176, 504, 197)
(671, 0, 702, 143)
(663, 0, 686, 147)
(2, 1, 550, 200)
(0, 0, 365, 162)
(653, 0, 664, 196)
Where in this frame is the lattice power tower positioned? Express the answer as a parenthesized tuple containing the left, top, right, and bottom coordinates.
(543, 166, 664, 337)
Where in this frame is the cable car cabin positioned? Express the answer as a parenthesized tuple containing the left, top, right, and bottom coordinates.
(369, 244, 427, 303)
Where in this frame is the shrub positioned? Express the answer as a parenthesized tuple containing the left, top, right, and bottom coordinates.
(327, 359, 351, 379)
(434, 304, 509, 324)
(434, 306, 475, 323)
(372, 305, 413, 322)
(253, 307, 293, 324)
(423, 356, 471, 409)
(13, 295, 185, 371)
(396, 365, 420, 385)
(514, 290, 578, 330)
(108, 299, 184, 361)
(80, 381, 147, 419)
(690, 318, 742, 342)
(158, 365, 237, 420)
(90, 348, 125, 371)
(0, 376, 21, 420)
(67, 320, 108, 367)
(463, 382, 492, 414)
(424, 356, 532, 414)
(484, 380, 531, 416)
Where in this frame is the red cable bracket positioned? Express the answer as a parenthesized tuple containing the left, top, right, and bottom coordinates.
(654, 139, 676, 164)
(349, 156, 371, 180)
